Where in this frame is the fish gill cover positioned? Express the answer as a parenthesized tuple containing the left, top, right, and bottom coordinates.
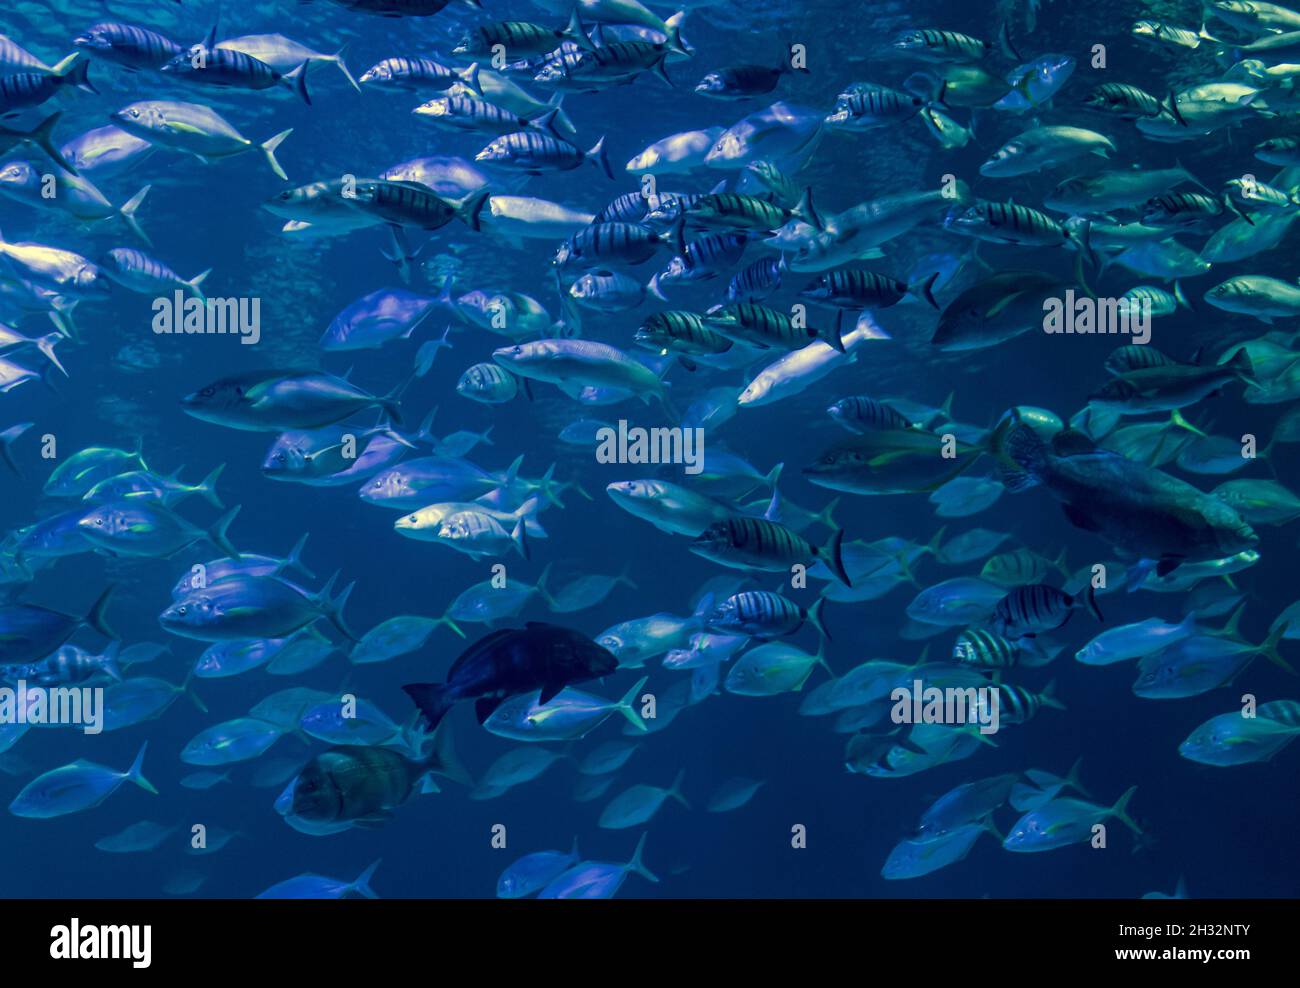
(0, 0, 1296, 903)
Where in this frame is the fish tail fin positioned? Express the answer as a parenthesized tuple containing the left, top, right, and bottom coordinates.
(325, 577, 359, 643)
(893, 547, 922, 589)
(34, 332, 67, 377)
(1168, 408, 1206, 438)
(403, 682, 454, 731)
(423, 719, 473, 787)
(514, 496, 547, 540)
(1229, 347, 1257, 386)
(84, 585, 117, 640)
(1259, 621, 1295, 674)
(826, 308, 847, 353)
(626, 832, 659, 883)
(100, 643, 124, 683)
(126, 742, 157, 795)
(1109, 785, 1142, 835)
(587, 134, 613, 180)
(351, 860, 381, 899)
(821, 528, 851, 588)
(207, 504, 241, 560)
(196, 463, 225, 509)
(793, 186, 822, 230)
(331, 44, 362, 92)
(437, 607, 466, 640)
(0, 423, 32, 476)
(532, 561, 559, 610)
(261, 128, 293, 181)
(456, 189, 490, 232)
(1038, 679, 1066, 710)
(27, 111, 76, 174)
(815, 496, 840, 532)
(764, 460, 784, 492)
(55, 53, 97, 94)
(1063, 756, 1090, 798)
(667, 768, 690, 809)
(181, 665, 208, 713)
(912, 270, 940, 310)
(510, 516, 530, 560)
(284, 62, 312, 105)
(617, 675, 649, 732)
(458, 61, 484, 98)
(807, 595, 831, 642)
(285, 532, 316, 579)
(186, 268, 211, 303)
(119, 184, 152, 246)
(1081, 581, 1104, 623)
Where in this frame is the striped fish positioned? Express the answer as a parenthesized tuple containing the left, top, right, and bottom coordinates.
(0, 56, 96, 115)
(799, 269, 939, 310)
(454, 14, 586, 58)
(691, 517, 851, 588)
(892, 28, 994, 63)
(726, 257, 782, 302)
(704, 302, 839, 352)
(706, 591, 829, 640)
(553, 219, 684, 269)
(635, 311, 733, 358)
(349, 180, 488, 232)
(75, 22, 183, 71)
(991, 682, 1065, 725)
(993, 583, 1102, 638)
(161, 26, 310, 104)
(475, 129, 612, 178)
(457, 362, 524, 404)
(827, 396, 915, 434)
(1104, 345, 1178, 376)
(952, 628, 1021, 668)
(1081, 82, 1183, 123)
(360, 56, 477, 92)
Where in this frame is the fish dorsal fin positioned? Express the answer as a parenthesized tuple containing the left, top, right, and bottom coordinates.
(1051, 429, 1096, 457)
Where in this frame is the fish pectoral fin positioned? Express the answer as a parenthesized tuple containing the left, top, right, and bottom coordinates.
(474, 696, 504, 724)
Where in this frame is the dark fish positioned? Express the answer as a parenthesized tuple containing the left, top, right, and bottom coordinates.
(403, 622, 619, 727)
(1000, 420, 1260, 572)
(275, 729, 468, 831)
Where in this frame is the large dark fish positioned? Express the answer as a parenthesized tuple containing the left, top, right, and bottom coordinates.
(275, 728, 468, 832)
(403, 622, 618, 727)
(1001, 421, 1259, 574)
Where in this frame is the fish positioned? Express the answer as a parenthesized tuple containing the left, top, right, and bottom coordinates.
(1000, 421, 1260, 572)
(257, 861, 382, 899)
(403, 623, 619, 728)
(10, 742, 155, 818)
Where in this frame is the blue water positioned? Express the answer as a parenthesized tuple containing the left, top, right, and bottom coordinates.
(1, 0, 1298, 898)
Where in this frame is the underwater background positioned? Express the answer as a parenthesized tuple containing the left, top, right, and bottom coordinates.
(1, 0, 1298, 899)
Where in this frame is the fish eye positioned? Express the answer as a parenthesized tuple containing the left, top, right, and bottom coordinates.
(200, 387, 215, 397)
(177, 606, 187, 615)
